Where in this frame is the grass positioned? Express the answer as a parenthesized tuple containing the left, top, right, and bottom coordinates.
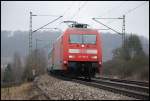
(1, 82, 33, 100)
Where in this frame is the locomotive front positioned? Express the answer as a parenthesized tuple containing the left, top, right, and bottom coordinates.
(63, 24, 102, 79)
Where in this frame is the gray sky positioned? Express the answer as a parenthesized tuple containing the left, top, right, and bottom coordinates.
(1, 1, 149, 38)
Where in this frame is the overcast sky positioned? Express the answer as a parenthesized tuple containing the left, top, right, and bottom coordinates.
(1, 1, 149, 39)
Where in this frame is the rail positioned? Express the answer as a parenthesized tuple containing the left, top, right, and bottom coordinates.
(49, 72, 149, 100)
(96, 76, 149, 87)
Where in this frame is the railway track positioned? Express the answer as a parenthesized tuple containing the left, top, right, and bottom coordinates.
(92, 78, 149, 94)
(96, 76, 149, 87)
(91, 78, 149, 100)
(49, 72, 149, 100)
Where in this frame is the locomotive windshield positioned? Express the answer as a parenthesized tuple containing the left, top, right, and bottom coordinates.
(69, 34, 96, 44)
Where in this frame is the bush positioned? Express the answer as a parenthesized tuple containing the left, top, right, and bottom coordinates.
(22, 49, 47, 81)
(103, 34, 149, 81)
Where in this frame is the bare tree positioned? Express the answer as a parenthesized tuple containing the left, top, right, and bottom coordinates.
(1, 68, 4, 83)
(32, 49, 47, 76)
(12, 52, 23, 82)
(23, 49, 47, 81)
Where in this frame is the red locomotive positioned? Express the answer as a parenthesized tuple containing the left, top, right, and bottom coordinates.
(47, 22, 102, 80)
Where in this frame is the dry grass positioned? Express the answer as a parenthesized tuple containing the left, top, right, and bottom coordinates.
(1, 82, 33, 100)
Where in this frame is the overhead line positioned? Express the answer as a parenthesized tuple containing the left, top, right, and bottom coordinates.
(71, 1, 87, 20)
(32, 15, 61, 17)
(62, 1, 75, 17)
(92, 18, 122, 35)
(106, 1, 148, 25)
(73, 2, 124, 20)
(94, 18, 123, 19)
(32, 16, 62, 33)
(91, 2, 124, 28)
(56, 1, 75, 29)
(125, 1, 148, 15)
(98, 2, 125, 18)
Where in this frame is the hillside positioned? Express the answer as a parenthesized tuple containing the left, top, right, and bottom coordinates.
(1, 30, 149, 64)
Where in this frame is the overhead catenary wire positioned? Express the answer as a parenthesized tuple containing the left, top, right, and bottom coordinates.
(71, 1, 87, 20)
(62, 1, 75, 17)
(92, 18, 122, 35)
(31, 14, 62, 17)
(34, 2, 76, 51)
(124, 1, 148, 15)
(98, 1, 125, 18)
(35, 1, 148, 47)
(32, 16, 63, 33)
(56, 1, 75, 28)
(74, 2, 124, 29)
(69, 1, 124, 26)
(106, 1, 148, 25)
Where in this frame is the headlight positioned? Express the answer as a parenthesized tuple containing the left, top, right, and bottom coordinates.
(69, 55, 75, 58)
(91, 56, 97, 59)
(99, 61, 102, 65)
(63, 61, 67, 64)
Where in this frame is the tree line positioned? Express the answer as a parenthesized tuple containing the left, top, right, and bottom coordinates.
(103, 34, 149, 81)
(1, 49, 47, 86)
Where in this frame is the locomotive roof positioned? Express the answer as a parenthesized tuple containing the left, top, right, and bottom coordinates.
(65, 28, 98, 33)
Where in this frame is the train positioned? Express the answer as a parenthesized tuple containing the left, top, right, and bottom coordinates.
(47, 22, 102, 80)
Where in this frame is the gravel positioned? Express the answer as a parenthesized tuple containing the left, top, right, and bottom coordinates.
(34, 74, 137, 100)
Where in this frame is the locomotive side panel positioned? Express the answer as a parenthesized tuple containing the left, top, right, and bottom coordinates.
(96, 31, 103, 74)
(52, 36, 64, 70)
(48, 48, 54, 71)
(62, 31, 69, 65)
(97, 32, 102, 63)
